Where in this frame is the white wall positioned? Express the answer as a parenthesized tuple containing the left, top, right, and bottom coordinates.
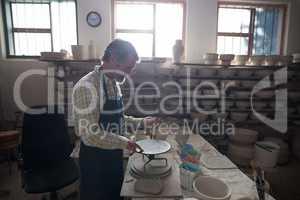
(75, 0, 219, 62)
(0, 0, 6, 59)
(286, 0, 300, 54)
(185, 0, 218, 62)
(77, 0, 112, 59)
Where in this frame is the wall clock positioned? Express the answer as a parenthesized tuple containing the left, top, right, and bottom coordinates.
(86, 11, 102, 27)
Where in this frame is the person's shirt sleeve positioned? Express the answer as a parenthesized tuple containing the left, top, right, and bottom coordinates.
(72, 81, 129, 150)
(124, 115, 144, 131)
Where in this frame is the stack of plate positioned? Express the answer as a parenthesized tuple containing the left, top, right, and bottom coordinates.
(228, 128, 258, 167)
(130, 155, 172, 178)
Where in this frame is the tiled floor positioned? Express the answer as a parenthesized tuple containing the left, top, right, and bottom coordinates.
(0, 158, 300, 200)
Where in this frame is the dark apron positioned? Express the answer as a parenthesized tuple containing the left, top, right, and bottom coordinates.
(79, 75, 125, 200)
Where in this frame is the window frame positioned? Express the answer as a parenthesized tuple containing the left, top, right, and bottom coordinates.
(112, 0, 186, 58)
(217, 1, 287, 56)
(2, 0, 79, 58)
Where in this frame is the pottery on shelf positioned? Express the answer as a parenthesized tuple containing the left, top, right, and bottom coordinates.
(173, 40, 184, 63)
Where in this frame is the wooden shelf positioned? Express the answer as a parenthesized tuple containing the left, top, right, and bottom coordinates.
(41, 58, 101, 63)
(173, 62, 300, 71)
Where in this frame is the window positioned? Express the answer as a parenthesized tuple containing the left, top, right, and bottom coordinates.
(217, 2, 286, 55)
(3, 0, 77, 57)
(113, 0, 185, 58)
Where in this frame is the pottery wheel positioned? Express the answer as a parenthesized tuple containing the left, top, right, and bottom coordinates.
(136, 139, 171, 155)
(130, 155, 172, 179)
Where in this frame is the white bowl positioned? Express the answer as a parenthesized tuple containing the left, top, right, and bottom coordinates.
(222, 80, 241, 88)
(220, 54, 235, 61)
(203, 53, 219, 61)
(193, 176, 231, 200)
(229, 128, 258, 145)
(231, 112, 248, 122)
(254, 141, 280, 168)
(219, 54, 235, 65)
(264, 137, 290, 165)
(248, 55, 266, 66)
(232, 55, 249, 65)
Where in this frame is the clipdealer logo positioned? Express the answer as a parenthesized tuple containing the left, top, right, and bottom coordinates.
(251, 67, 287, 133)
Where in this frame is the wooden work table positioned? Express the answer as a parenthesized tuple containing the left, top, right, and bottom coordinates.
(121, 134, 276, 200)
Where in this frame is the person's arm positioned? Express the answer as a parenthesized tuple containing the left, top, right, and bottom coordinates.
(72, 81, 129, 150)
(124, 115, 144, 131)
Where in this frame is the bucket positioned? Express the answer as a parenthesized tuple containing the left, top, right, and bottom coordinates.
(254, 141, 280, 168)
(180, 167, 198, 192)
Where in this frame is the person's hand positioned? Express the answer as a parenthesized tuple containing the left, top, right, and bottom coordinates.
(127, 140, 143, 154)
(143, 116, 161, 126)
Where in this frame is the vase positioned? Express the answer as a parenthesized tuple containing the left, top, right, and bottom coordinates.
(172, 40, 184, 63)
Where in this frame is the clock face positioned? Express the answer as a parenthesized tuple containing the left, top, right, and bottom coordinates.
(87, 11, 102, 27)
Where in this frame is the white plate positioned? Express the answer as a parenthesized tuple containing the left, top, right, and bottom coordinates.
(136, 139, 171, 155)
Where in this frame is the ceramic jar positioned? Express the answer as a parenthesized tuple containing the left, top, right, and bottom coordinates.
(172, 40, 184, 63)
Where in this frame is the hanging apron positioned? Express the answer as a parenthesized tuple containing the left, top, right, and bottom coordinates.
(79, 74, 125, 200)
